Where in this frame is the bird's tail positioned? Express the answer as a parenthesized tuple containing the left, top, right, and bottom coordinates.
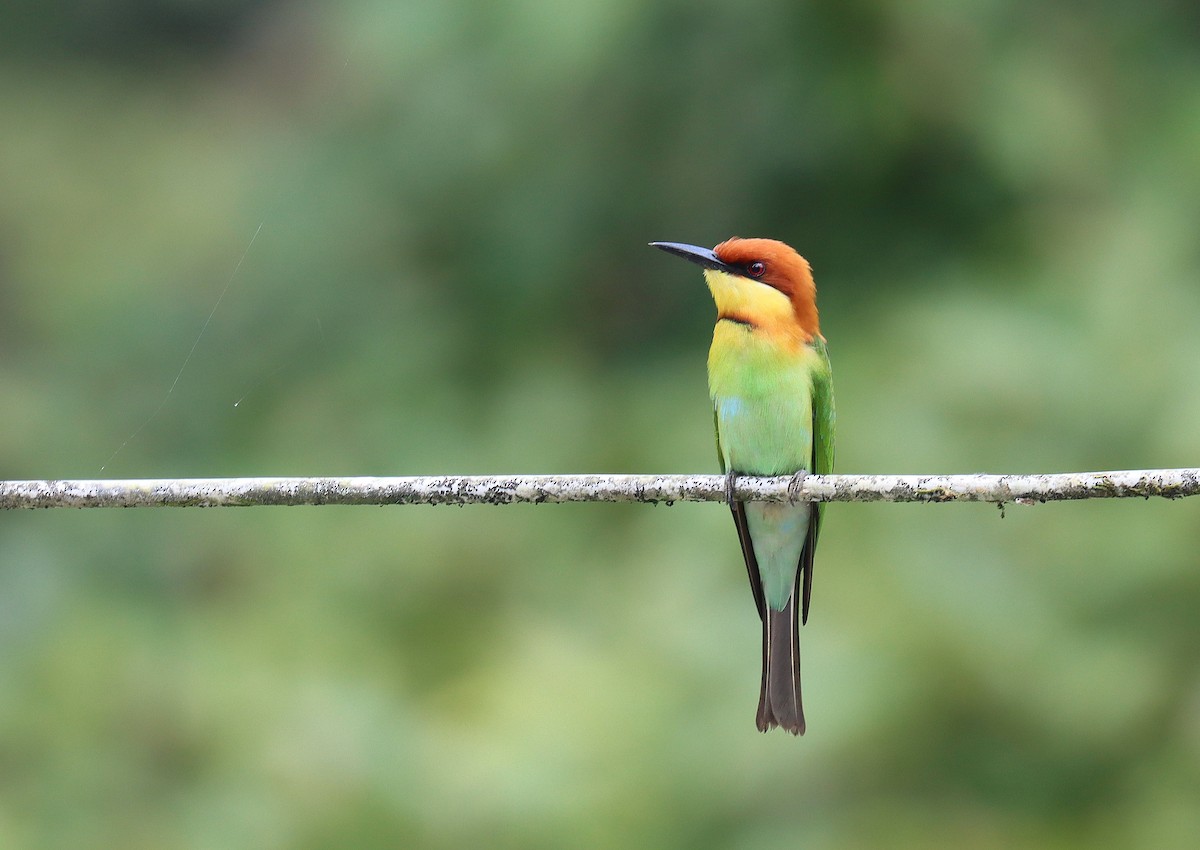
(756, 591, 805, 735)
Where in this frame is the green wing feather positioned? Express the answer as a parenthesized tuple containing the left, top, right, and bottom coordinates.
(796, 337, 834, 625)
(810, 337, 836, 543)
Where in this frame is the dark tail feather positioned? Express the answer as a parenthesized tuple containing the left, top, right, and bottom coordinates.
(756, 592, 805, 735)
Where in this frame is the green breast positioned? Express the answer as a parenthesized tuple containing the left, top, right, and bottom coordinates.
(708, 323, 818, 475)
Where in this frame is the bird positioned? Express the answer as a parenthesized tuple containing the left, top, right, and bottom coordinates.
(650, 237, 834, 735)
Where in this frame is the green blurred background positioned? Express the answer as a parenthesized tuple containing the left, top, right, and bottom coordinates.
(2, 1, 1199, 847)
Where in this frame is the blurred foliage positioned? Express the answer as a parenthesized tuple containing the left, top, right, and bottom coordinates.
(1, 0, 1199, 848)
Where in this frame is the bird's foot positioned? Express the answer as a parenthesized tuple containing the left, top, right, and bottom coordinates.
(724, 470, 738, 506)
(787, 470, 810, 503)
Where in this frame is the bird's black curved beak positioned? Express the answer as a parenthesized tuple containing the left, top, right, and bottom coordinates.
(649, 241, 737, 275)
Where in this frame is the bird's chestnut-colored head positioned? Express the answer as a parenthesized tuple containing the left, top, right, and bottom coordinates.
(651, 237, 819, 339)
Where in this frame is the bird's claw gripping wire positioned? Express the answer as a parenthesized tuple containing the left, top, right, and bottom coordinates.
(787, 469, 810, 503)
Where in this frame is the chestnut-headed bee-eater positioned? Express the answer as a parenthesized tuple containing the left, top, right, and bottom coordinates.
(651, 237, 835, 735)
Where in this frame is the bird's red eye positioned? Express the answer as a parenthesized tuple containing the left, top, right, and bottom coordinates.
(748, 261, 766, 277)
